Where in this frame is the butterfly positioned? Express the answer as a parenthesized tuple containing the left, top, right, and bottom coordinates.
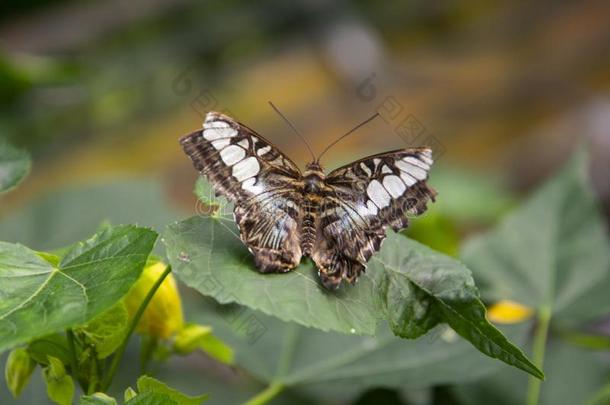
(180, 110, 436, 289)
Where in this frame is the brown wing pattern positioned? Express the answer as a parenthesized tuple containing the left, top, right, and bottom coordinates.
(312, 148, 436, 289)
(180, 112, 304, 273)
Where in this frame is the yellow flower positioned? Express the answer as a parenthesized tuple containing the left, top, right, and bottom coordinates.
(124, 261, 184, 339)
(487, 299, 534, 324)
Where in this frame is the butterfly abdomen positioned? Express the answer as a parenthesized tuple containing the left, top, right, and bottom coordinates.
(301, 194, 319, 256)
(301, 168, 325, 256)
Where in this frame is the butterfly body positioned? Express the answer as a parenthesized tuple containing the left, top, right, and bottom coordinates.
(181, 112, 436, 289)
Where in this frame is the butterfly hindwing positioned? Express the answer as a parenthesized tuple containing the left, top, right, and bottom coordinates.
(181, 112, 303, 273)
(313, 148, 436, 288)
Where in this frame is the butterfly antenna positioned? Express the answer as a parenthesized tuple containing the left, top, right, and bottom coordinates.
(317, 112, 380, 163)
(268, 101, 316, 162)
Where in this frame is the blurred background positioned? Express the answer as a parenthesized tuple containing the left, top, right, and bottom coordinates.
(1, 1, 609, 404)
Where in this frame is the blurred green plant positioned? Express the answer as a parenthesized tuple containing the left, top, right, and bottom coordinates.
(0, 224, 218, 404)
(459, 148, 610, 405)
(0, 137, 31, 193)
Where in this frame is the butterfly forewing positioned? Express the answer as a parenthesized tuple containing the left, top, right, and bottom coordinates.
(181, 112, 304, 272)
(313, 148, 436, 288)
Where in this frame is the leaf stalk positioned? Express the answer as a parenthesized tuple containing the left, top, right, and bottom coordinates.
(526, 304, 551, 405)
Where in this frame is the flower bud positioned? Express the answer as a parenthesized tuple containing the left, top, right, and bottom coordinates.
(124, 261, 184, 339)
(5, 348, 36, 398)
(488, 299, 533, 324)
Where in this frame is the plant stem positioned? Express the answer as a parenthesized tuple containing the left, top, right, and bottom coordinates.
(241, 321, 298, 405)
(526, 305, 551, 405)
(139, 335, 158, 375)
(66, 328, 87, 392)
(242, 382, 284, 405)
(100, 265, 172, 391)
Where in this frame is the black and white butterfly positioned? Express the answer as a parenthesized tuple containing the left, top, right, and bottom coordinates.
(180, 111, 436, 289)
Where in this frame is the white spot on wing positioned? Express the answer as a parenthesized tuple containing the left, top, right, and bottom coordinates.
(241, 177, 264, 194)
(360, 162, 372, 176)
(396, 159, 427, 180)
(383, 175, 406, 198)
(211, 138, 230, 150)
(400, 172, 417, 186)
(403, 156, 429, 170)
(367, 200, 379, 215)
(237, 138, 249, 149)
(204, 113, 226, 125)
(220, 145, 245, 165)
(257, 145, 272, 156)
(203, 127, 237, 141)
(381, 165, 392, 174)
(420, 150, 433, 165)
(367, 180, 391, 209)
(232, 157, 260, 181)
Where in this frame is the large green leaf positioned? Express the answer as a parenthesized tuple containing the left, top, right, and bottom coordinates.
(459, 148, 610, 402)
(164, 212, 541, 378)
(462, 149, 610, 326)
(0, 139, 31, 194)
(173, 300, 531, 404)
(0, 225, 157, 353)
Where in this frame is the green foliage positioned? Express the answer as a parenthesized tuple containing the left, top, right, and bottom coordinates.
(43, 355, 75, 405)
(0, 225, 158, 352)
(80, 392, 118, 404)
(26, 334, 71, 366)
(164, 210, 541, 378)
(173, 324, 234, 365)
(0, 138, 31, 193)
(77, 302, 130, 359)
(124, 375, 208, 405)
(459, 148, 610, 403)
(188, 305, 529, 403)
(462, 149, 610, 326)
(4, 347, 35, 398)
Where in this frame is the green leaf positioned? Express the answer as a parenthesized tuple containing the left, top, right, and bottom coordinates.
(26, 334, 71, 366)
(77, 301, 129, 359)
(126, 391, 176, 405)
(174, 323, 234, 365)
(164, 214, 541, 378)
(0, 138, 31, 193)
(460, 148, 610, 402)
(4, 347, 36, 398)
(0, 225, 158, 353)
(79, 393, 117, 405)
(184, 304, 530, 403)
(43, 355, 74, 405)
(124, 387, 138, 402)
(462, 148, 610, 327)
(589, 382, 610, 405)
(136, 375, 208, 405)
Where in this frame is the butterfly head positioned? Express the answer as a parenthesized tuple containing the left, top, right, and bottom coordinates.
(305, 161, 324, 173)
